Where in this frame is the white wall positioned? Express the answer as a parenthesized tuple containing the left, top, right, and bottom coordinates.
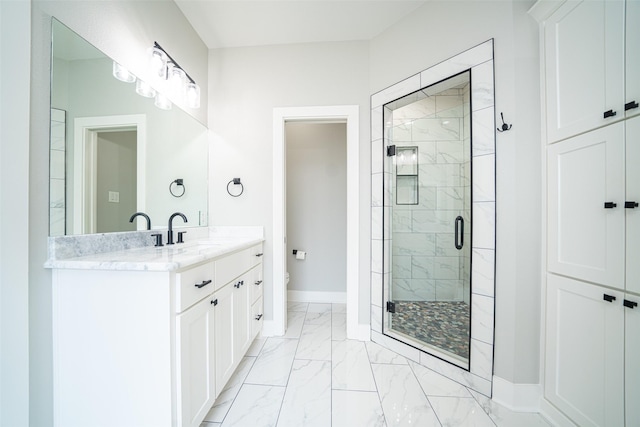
(0, 1, 31, 424)
(208, 41, 371, 324)
(286, 122, 347, 295)
(29, 1, 209, 424)
(370, 1, 542, 385)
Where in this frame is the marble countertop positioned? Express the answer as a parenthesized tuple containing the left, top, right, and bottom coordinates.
(45, 237, 264, 272)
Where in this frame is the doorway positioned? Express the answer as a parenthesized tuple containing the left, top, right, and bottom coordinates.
(285, 121, 347, 302)
(272, 105, 362, 339)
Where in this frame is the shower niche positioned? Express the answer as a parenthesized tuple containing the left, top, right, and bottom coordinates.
(371, 40, 496, 395)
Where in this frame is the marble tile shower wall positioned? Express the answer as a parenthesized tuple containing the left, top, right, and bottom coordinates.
(390, 88, 471, 303)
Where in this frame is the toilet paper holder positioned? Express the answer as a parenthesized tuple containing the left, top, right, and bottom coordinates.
(292, 249, 307, 260)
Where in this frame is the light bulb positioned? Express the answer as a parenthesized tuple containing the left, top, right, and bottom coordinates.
(155, 92, 172, 110)
(167, 64, 186, 102)
(112, 61, 136, 83)
(135, 79, 156, 98)
(148, 47, 167, 79)
(186, 82, 200, 109)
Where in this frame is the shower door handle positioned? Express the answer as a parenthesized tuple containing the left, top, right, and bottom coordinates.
(454, 216, 464, 250)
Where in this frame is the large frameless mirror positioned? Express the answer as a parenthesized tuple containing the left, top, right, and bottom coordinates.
(383, 71, 472, 368)
(49, 18, 208, 236)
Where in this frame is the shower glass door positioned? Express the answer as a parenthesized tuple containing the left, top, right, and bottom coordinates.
(382, 71, 472, 368)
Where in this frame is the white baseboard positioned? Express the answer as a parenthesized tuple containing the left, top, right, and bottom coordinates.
(539, 398, 577, 427)
(288, 290, 346, 304)
(492, 376, 542, 412)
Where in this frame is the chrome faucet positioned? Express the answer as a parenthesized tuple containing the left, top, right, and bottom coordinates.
(167, 212, 187, 245)
(129, 212, 151, 230)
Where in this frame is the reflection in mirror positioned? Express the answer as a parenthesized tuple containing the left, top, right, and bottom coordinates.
(383, 70, 472, 368)
(49, 18, 208, 236)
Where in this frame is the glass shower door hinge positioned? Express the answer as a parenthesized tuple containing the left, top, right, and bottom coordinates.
(386, 301, 396, 313)
(387, 145, 396, 156)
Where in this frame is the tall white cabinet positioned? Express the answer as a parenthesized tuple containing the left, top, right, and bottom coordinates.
(531, 0, 640, 425)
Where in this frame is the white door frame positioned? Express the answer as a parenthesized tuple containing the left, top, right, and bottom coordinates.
(73, 115, 146, 234)
(272, 105, 362, 339)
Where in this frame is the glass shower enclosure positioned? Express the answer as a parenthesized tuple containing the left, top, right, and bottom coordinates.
(382, 71, 472, 368)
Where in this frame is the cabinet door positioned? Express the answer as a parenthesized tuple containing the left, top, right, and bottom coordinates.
(627, 117, 640, 294)
(544, 0, 624, 142)
(548, 123, 625, 288)
(233, 276, 251, 357)
(176, 296, 216, 427)
(214, 283, 234, 396)
(545, 274, 624, 427)
(626, 0, 640, 118)
(626, 293, 640, 427)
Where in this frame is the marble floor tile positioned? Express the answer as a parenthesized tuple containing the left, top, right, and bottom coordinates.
(219, 384, 285, 427)
(332, 340, 376, 391)
(245, 338, 298, 386)
(276, 360, 331, 427)
(332, 303, 346, 314)
(429, 397, 495, 427)
(365, 341, 408, 365)
(331, 312, 346, 341)
(371, 363, 441, 427)
(287, 301, 309, 312)
(295, 321, 332, 361)
(332, 390, 387, 427)
(409, 361, 471, 397)
(307, 303, 332, 313)
(283, 310, 306, 339)
(246, 337, 266, 357)
(304, 310, 332, 325)
(204, 357, 256, 422)
(197, 298, 550, 427)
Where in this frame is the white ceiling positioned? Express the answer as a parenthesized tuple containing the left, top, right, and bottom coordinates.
(175, 0, 428, 49)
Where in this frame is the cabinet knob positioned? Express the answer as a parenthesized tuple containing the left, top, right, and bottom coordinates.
(604, 202, 617, 209)
(255, 253, 264, 257)
(625, 201, 639, 209)
(625, 101, 639, 111)
(255, 314, 263, 321)
(255, 280, 263, 286)
(211, 299, 218, 306)
(624, 299, 638, 309)
(195, 279, 212, 289)
(603, 294, 617, 303)
(603, 109, 617, 118)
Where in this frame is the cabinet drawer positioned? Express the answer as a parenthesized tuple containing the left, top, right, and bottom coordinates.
(248, 244, 264, 268)
(249, 265, 263, 304)
(175, 262, 215, 313)
(251, 296, 264, 339)
(215, 244, 264, 289)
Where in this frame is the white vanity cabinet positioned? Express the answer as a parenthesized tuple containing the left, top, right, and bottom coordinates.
(51, 241, 264, 427)
(540, 0, 639, 143)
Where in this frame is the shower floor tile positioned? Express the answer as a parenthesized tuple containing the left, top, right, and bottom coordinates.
(390, 300, 470, 359)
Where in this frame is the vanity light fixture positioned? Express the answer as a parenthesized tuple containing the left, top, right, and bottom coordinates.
(112, 62, 136, 83)
(148, 41, 201, 109)
(135, 79, 156, 98)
